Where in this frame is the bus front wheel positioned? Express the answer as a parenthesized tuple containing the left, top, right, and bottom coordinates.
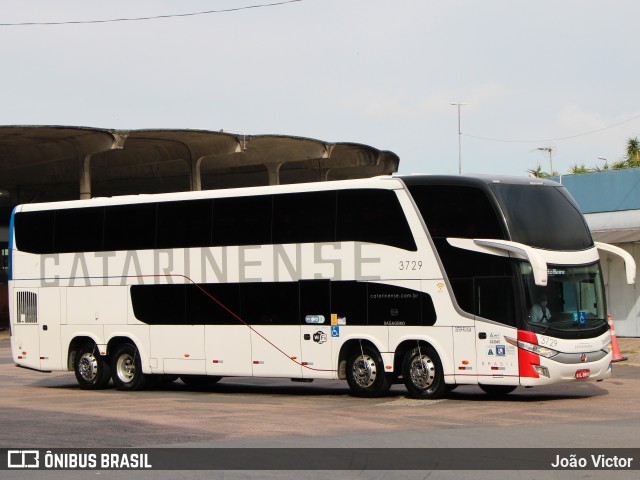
(402, 346, 447, 399)
(346, 346, 391, 398)
(74, 344, 111, 389)
(111, 343, 147, 391)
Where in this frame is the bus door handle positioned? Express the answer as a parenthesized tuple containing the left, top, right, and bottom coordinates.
(478, 332, 486, 340)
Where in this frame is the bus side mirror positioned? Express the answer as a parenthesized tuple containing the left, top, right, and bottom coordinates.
(595, 242, 636, 285)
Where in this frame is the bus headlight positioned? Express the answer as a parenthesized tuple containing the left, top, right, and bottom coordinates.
(505, 337, 559, 358)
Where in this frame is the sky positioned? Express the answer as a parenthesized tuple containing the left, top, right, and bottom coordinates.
(1, 0, 639, 177)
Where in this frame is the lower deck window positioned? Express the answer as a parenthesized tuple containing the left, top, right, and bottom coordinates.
(131, 281, 437, 327)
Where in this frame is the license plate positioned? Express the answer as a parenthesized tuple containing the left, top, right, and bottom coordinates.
(575, 369, 590, 379)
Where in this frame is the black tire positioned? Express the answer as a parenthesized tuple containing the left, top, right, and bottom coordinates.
(479, 384, 517, 397)
(346, 346, 391, 398)
(111, 343, 148, 391)
(402, 345, 448, 399)
(74, 343, 111, 389)
(180, 375, 222, 388)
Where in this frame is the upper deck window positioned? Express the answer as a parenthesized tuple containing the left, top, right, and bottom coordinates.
(407, 185, 505, 240)
(13, 188, 417, 253)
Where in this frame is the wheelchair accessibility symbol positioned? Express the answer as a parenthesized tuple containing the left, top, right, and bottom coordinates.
(331, 326, 340, 337)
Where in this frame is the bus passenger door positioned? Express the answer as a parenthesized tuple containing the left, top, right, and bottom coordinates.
(474, 277, 519, 384)
(300, 280, 333, 379)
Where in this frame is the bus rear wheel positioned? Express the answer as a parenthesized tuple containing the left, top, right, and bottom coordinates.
(346, 346, 391, 398)
(74, 344, 111, 389)
(402, 346, 447, 399)
(111, 343, 148, 391)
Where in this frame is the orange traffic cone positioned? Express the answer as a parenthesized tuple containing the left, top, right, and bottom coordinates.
(608, 313, 627, 362)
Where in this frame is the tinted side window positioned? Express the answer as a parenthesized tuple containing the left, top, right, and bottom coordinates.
(337, 189, 416, 251)
(104, 204, 157, 251)
(474, 276, 516, 326)
(434, 237, 518, 325)
(300, 280, 330, 325)
(131, 284, 186, 325)
(213, 196, 272, 246)
(54, 207, 104, 253)
(240, 282, 299, 325)
(368, 282, 422, 326)
(186, 283, 241, 325)
(157, 200, 213, 249)
(14, 211, 55, 254)
(408, 185, 505, 239)
(331, 281, 368, 325)
(273, 191, 336, 244)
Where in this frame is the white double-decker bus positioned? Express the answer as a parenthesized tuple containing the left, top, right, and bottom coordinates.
(8, 175, 636, 398)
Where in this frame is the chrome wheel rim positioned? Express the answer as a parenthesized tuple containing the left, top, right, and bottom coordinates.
(352, 354, 377, 388)
(409, 355, 435, 390)
(116, 353, 136, 384)
(78, 352, 98, 382)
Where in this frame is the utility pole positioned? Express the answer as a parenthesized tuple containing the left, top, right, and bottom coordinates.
(537, 147, 554, 175)
(451, 103, 466, 174)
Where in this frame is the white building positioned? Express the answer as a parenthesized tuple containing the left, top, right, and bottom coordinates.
(561, 169, 640, 337)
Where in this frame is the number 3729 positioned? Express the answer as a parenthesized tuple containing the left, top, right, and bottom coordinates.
(399, 260, 423, 271)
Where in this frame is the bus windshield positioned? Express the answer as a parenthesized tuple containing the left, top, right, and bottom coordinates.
(520, 262, 606, 333)
(490, 184, 593, 251)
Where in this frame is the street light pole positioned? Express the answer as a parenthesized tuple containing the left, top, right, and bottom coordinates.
(451, 103, 466, 174)
(537, 147, 554, 176)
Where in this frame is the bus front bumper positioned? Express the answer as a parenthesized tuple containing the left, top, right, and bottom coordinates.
(519, 351, 612, 387)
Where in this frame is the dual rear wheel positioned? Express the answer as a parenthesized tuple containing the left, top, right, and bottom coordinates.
(74, 342, 221, 391)
(345, 344, 450, 399)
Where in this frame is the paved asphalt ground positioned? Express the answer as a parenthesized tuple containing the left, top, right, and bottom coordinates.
(1, 329, 640, 480)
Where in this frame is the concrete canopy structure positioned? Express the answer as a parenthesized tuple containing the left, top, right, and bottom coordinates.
(0, 126, 399, 204)
(0, 125, 400, 327)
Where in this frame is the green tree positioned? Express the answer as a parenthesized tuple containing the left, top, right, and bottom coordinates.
(527, 165, 547, 178)
(612, 159, 628, 169)
(569, 163, 592, 174)
(527, 136, 639, 175)
(627, 137, 640, 167)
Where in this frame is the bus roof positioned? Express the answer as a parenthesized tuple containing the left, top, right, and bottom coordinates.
(399, 174, 561, 188)
(16, 173, 561, 213)
(16, 176, 404, 212)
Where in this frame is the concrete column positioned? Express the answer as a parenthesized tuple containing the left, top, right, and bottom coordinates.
(192, 157, 204, 191)
(266, 162, 284, 186)
(80, 154, 92, 200)
(77, 131, 128, 200)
